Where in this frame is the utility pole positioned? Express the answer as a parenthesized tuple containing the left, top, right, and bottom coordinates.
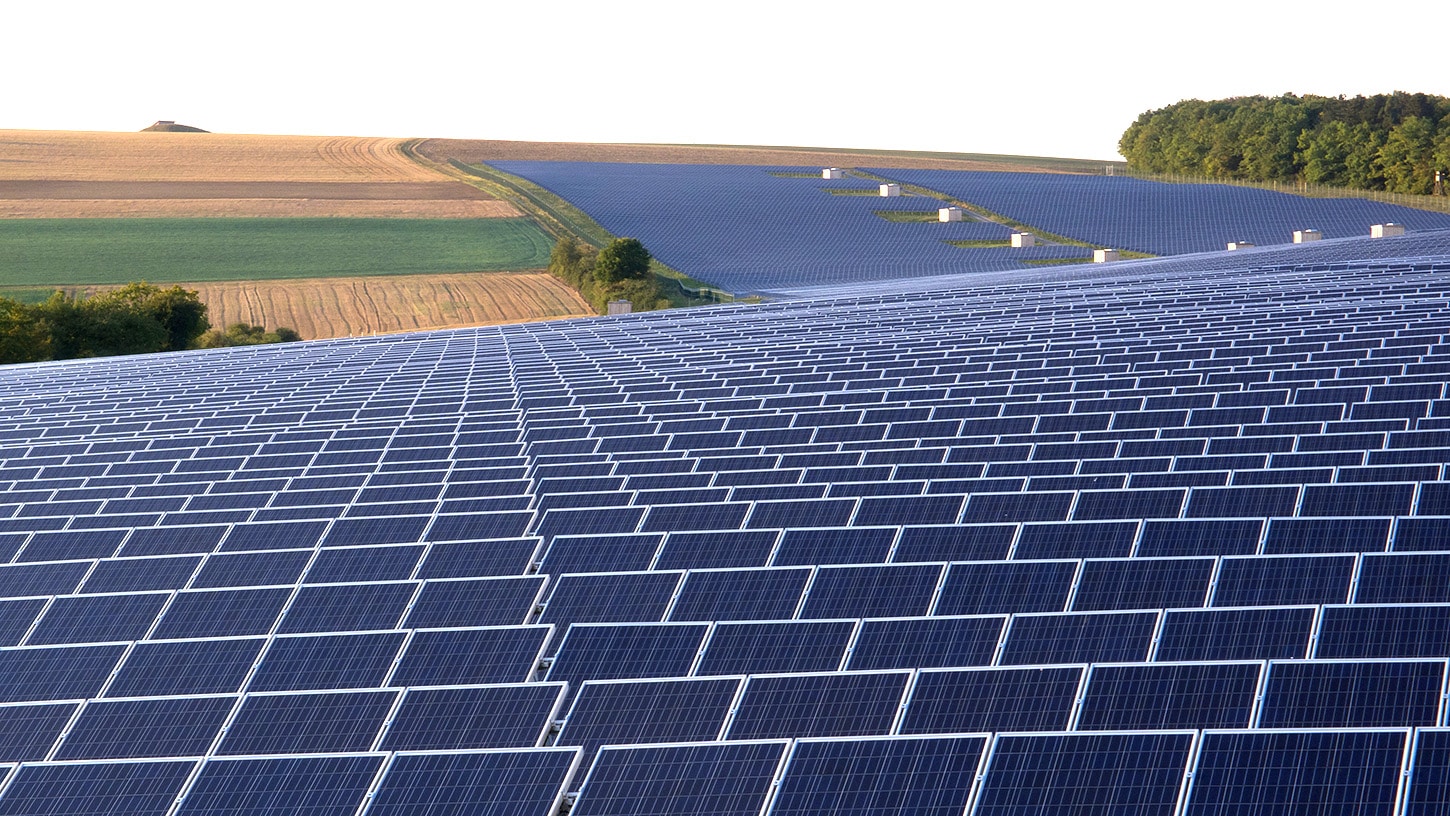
(1435, 170, 1444, 197)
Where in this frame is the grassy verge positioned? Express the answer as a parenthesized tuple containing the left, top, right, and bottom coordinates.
(853, 170, 1156, 258)
(655, 143, 1122, 174)
(0, 218, 555, 287)
(947, 239, 1012, 248)
(826, 188, 887, 196)
(769, 172, 822, 178)
(875, 211, 944, 223)
(1023, 258, 1095, 267)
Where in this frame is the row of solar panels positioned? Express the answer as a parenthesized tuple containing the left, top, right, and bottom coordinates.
(15, 544, 1450, 624)
(0, 728, 1442, 816)
(7, 659, 1450, 765)
(8, 600, 1450, 702)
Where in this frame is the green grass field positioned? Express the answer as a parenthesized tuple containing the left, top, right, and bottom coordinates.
(0, 218, 555, 286)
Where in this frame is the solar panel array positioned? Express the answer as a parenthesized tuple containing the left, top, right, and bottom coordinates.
(488, 161, 1450, 296)
(3, 230, 1450, 813)
(870, 169, 1450, 256)
(489, 162, 1090, 293)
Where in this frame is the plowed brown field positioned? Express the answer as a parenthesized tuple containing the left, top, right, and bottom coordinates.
(0, 130, 518, 218)
(178, 272, 592, 339)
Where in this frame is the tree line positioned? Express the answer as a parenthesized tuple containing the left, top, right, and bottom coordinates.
(0, 283, 298, 366)
(1119, 92, 1450, 194)
(548, 236, 672, 313)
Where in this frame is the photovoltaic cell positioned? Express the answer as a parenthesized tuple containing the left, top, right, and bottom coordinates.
(403, 577, 546, 628)
(277, 581, 416, 634)
(892, 524, 1014, 563)
(26, 592, 168, 645)
(669, 567, 809, 622)
(151, 587, 291, 639)
(1211, 555, 1354, 607)
(539, 572, 682, 628)
(772, 527, 896, 566)
(798, 563, 943, 618)
(0, 702, 76, 761)
(1316, 604, 1450, 658)
(105, 637, 265, 697)
(546, 624, 708, 686)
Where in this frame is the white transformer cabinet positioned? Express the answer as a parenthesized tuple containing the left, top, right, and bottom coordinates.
(879, 183, 901, 197)
(1294, 229, 1322, 243)
(1094, 249, 1120, 263)
(822, 168, 844, 179)
(939, 207, 962, 222)
(1011, 232, 1036, 248)
(1371, 223, 1406, 238)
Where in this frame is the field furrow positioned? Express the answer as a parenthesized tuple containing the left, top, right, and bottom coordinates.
(169, 272, 592, 339)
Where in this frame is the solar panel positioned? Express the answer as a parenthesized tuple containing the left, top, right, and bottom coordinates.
(972, 732, 1192, 816)
(365, 749, 579, 816)
(173, 754, 384, 816)
(1184, 730, 1404, 816)
(1156, 606, 1315, 661)
(556, 677, 740, 768)
(847, 615, 1004, 670)
(769, 735, 987, 816)
(723, 671, 910, 739)
(572, 741, 787, 816)
(379, 683, 566, 750)
(105, 637, 266, 697)
(668, 567, 810, 622)
(1077, 662, 1260, 730)
(900, 666, 1082, 733)
(215, 690, 396, 755)
(0, 759, 195, 816)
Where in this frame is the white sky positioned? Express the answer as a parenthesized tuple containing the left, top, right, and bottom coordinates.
(6, 0, 1448, 161)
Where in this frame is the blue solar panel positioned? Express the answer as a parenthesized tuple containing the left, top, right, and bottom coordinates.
(404, 577, 546, 628)
(380, 683, 565, 750)
(56, 696, 235, 759)
(1212, 555, 1354, 606)
(973, 732, 1192, 816)
(215, 690, 396, 754)
(573, 741, 786, 816)
(0, 702, 76, 761)
(105, 637, 265, 697)
(366, 749, 579, 816)
(935, 560, 1078, 615)
(668, 567, 810, 622)
(1000, 611, 1158, 665)
(27, 592, 168, 645)
(174, 754, 384, 816)
(152, 587, 291, 639)
(0, 759, 195, 816)
(247, 632, 405, 692)
(900, 667, 1082, 733)
(1078, 662, 1260, 730)
(799, 563, 944, 618)
(1156, 606, 1315, 661)
(770, 735, 987, 816)
(557, 677, 740, 767)
(847, 615, 1004, 670)
(1185, 730, 1404, 816)
(545, 623, 708, 686)
(723, 671, 909, 739)
(696, 620, 854, 676)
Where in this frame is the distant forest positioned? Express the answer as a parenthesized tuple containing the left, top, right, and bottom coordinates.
(1119, 92, 1450, 194)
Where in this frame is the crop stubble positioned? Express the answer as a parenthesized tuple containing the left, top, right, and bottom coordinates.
(68, 273, 593, 340)
(0, 131, 519, 218)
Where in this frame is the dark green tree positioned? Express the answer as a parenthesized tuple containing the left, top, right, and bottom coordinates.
(0, 298, 49, 364)
(593, 238, 652, 285)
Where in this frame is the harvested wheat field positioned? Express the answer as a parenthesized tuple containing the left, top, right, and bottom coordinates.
(179, 272, 593, 339)
(0, 130, 517, 218)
